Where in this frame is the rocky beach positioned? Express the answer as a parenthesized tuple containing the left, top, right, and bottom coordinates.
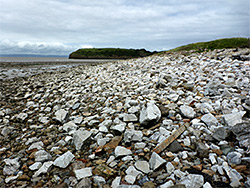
(0, 48, 250, 188)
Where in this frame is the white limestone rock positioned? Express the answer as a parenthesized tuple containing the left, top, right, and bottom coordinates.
(35, 150, 52, 162)
(53, 151, 75, 168)
(33, 161, 53, 178)
(29, 162, 42, 171)
(149, 152, 166, 171)
(74, 167, 92, 180)
(201, 113, 218, 127)
(135, 160, 150, 174)
(3, 158, 20, 175)
(222, 111, 246, 126)
(179, 174, 204, 188)
(123, 114, 138, 122)
(180, 105, 196, 119)
(115, 146, 132, 158)
(54, 109, 68, 123)
(73, 129, 91, 150)
(139, 101, 161, 126)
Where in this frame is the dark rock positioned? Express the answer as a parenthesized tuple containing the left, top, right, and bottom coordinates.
(167, 140, 183, 153)
(212, 127, 228, 141)
(231, 121, 250, 147)
(196, 142, 209, 158)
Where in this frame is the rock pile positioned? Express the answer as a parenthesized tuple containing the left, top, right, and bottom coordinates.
(0, 48, 250, 188)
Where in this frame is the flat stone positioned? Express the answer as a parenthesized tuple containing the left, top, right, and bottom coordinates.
(223, 162, 243, 187)
(213, 127, 228, 141)
(28, 141, 44, 150)
(135, 161, 150, 174)
(29, 162, 42, 171)
(231, 121, 250, 147)
(33, 161, 53, 177)
(179, 174, 204, 188)
(54, 109, 68, 123)
(201, 113, 218, 127)
(227, 152, 242, 165)
(35, 150, 52, 162)
(160, 180, 174, 188)
(180, 105, 196, 119)
(135, 142, 147, 149)
(123, 114, 138, 122)
(74, 167, 92, 180)
(139, 101, 161, 126)
(75, 178, 92, 188)
(53, 151, 75, 168)
(166, 162, 175, 174)
(222, 111, 246, 126)
(111, 176, 121, 188)
(167, 140, 183, 153)
(73, 129, 91, 150)
(149, 152, 166, 171)
(124, 129, 143, 142)
(125, 166, 142, 184)
(17, 112, 28, 121)
(93, 175, 106, 186)
(111, 123, 126, 133)
(62, 121, 78, 132)
(3, 158, 20, 175)
(196, 142, 209, 158)
(115, 146, 132, 158)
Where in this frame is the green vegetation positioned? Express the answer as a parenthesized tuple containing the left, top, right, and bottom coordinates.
(69, 48, 156, 59)
(168, 38, 249, 53)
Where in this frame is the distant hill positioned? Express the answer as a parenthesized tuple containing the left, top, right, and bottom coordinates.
(69, 48, 156, 59)
(167, 38, 249, 53)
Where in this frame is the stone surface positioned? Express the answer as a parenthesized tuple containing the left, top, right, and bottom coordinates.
(180, 105, 196, 119)
(115, 146, 132, 157)
(55, 109, 68, 123)
(33, 161, 53, 177)
(35, 150, 52, 162)
(179, 174, 204, 188)
(140, 101, 161, 126)
(149, 152, 166, 171)
(123, 114, 138, 122)
(3, 158, 20, 175)
(53, 151, 75, 168)
(73, 129, 91, 150)
(222, 111, 246, 126)
(135, 161, 150, 174)
(74, 167, 92, 180)
(201, 113, 218, 127)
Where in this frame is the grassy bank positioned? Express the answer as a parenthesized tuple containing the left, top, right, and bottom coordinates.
(168, 38, 249, 53)
(69, 48, 156, 59)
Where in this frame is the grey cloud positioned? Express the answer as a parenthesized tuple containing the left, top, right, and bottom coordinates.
(0, 0, 249, 55)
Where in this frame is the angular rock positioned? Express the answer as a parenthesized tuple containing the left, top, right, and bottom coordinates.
(54, 109, 68, 123)
(33, 161, 53, 177)
(125, 166, 142, 184)
(149, 152, 166, 171)
(140, 101, 161, 126)
(227, 152, 242, 165)
(166, 162, 175, 174)
(73, 129, 91, 150)
(3, 158, 20, 175)
(180, 105, 196, 119)
(160, 180, 174, 188)
(35, 150, 52, 162)
(75, 178, 92, 188)
(54, 151, 75, 168)
(231, 121, 250, 147)
(112, 176, 121, 188)
(123, 114, 138, 122)
(29, 162, 42, 171)
(201, 113, 218, 127)
(124, 129, 143, 142)
(196, 142, 209, 158)
(62, 121, 78, 132)
(115, 146, 132, 158)
(179, 174, 204, 188)
(222, 111, 246, 126)
(74, 167, 92, 180)
(135, 161, 150, 174)
(93, 176, 106, 186)
(213, 127, 228, 141)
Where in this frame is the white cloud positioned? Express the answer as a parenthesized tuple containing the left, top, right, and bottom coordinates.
(0, 0, 249, 55)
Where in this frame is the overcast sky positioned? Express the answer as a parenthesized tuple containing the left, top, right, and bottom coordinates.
(0, 0, 249, 56)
